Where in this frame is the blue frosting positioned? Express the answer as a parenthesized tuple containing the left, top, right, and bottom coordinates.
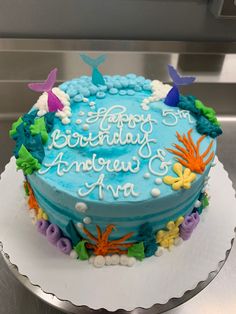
(27, 74, 216, 242)
(59, 74, 151, 102)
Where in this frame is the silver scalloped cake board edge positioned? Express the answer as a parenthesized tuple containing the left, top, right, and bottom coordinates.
(0, 156, 235, 313)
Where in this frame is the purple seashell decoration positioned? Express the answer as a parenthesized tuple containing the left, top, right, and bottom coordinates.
(56, 237, 72, 255)
(46, 223, 62, 245)
(28, 68, 64, 112)
(180, 212, 200, 241)
(36, 219, 50, 235)
(165, 65, 196, 107)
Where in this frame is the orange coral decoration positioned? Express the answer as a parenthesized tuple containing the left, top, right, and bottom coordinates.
(26, 181, 39, 211)
(167, 128, 214, 174)
(83, 224, 134, 256)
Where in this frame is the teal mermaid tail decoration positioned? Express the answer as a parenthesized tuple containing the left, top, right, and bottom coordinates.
(80, 54, 106, 86)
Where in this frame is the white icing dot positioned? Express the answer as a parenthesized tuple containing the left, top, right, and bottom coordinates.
(105, 255, 112, 266)
(151, 188, 160, 197)
(120, 255, 129, 266)
(76, 222, 84, 229)
(87, 112, 93, 116)
(111, 254, 120, 265)
(155, 247, 164, 257)
(37, 109, 47, 116)
(142, 105, 150, 111)
(70, 250, 78, 259)
(144, 172, 150, 179)
(83, 217, 91, 224)
(201, 186, 208, 193)
(29, 209, 36, 218)
(76, 119, 82, 124)
(142, 99, 149, 104)
(93, 255, 105, 268)
(79, 111, 85, 116)
(90, 106, 95, 110)
(75, 202, 88, 213)
(155, 178, 162, 185)
(62, 117, 70, 125)
(82, 124, 89, 131)
(58, 111, 67, 118)
(65, 130, 71, 134)
(174, 237, 183, 246)
(82, 97, 89, 103)
(127, 257, 136, 267)
(89, 101, 95, 106)
(89, 255, 95, 264)
(194, 200, 201, 208)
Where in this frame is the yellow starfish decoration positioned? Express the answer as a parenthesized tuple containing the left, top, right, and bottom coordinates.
(156, 216, 184, 249)
(163, 162, 196, 190)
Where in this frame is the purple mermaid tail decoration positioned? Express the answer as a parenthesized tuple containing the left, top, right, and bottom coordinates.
(165, 65, 196, 107)
(28, 68, 64, 112)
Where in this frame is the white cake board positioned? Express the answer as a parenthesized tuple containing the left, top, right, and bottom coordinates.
(0, 157, 235, 312)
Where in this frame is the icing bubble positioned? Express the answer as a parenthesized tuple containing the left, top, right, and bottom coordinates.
(94, 255, 105, 268)
(82, 124, 89, 131)
(83, 217, 92, 224)
(142, 105, 150, 111)
(89, 255, 95, 264)
(155, 178, 162, 185)
(76, 222, 84, 229)
(76, 119, 82, 124)
(70, 250, 78, 259)
(105, 255, 112, 266)
(109, 88, 118, 95)
(111, 254, 120, 265)
(127, 257, 136, 267)
(78, 111, 85, 116)
(96, 91, 106, 99)
(144, 173, 150, 179)
(75, 202, 87, 212)
(62, 117, 70, 125)
(120, 255, 129, 266)
(89, 101, 96, 106)
(151, 188, 160, 197)
(194, 200, 201, 208)
(155, 247, 164, 257)
(82, 97, 89, 103)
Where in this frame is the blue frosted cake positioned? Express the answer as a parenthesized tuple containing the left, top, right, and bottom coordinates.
(10, 57, 222, 267)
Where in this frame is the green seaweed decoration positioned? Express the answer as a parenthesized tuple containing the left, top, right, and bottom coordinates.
(10, 110, 56, 175)
(16, 145, 41, 175)
(195, 100, 220, 126)
(127, 242, 145, 261)
(74, 240, 89, 260)
(178, 95, 222, 138)
(30, 117, 48, 144)
(9, 117, 24, 138)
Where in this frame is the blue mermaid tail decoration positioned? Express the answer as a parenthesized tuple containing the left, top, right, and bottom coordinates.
(80, 54, 106, 86)
(165, 65, 196, 107)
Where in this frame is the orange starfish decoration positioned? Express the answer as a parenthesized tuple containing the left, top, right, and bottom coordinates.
(83, 224, 134, 256)
(167, 128, 214, 174)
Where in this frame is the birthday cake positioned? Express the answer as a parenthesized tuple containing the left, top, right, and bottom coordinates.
(10, 56, 222, 267)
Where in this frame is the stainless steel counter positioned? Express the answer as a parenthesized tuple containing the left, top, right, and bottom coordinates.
(0, 40, 236, 314)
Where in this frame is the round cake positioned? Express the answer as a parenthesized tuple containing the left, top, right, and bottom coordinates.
(10, 59, 222, 266)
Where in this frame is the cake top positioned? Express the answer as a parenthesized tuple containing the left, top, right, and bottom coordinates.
(10, 56, 222, 203)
